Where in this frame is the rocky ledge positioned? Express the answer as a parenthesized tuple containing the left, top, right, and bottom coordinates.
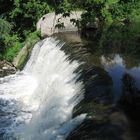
(0, 60, 16, 77)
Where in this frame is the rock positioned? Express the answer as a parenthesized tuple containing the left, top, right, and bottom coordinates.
(55, 32, 82, 44)
(0, 60, 16, 77)
(37, 11, 82, 36)
(67, 111, 131, 140)
(2, 66, 8, 70)
(12, 43, 29, 69)
(12, 35, 40, 69)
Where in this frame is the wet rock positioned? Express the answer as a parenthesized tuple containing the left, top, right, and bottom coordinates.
(67, 113, 130, 140)
(79, 65, 113, 104)
(68, 102, 136, 140)
(12, 43, 29, 69)
(0, 60, 16, 77)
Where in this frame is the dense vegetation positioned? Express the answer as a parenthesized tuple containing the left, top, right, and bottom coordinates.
(0, 0, 140, 62)
(0, 0, 51, 61)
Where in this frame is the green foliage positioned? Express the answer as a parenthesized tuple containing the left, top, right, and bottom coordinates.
(15, 31, 41, 69)
(0, 0, 48, 62)
(1, 0, 140, 63)
(4, 41, 23, 62)
(3, 31, 41, 62)
(25, 31, 41, 46)
(0, 19, 12, 34)
(0, 33, 22, 62)
(3, 34, 19, 48)
(98, 22, 140, 57)
(0, 18, 22, 61)
(55, 22, 65, 29)
(0, 0, 52, 37)
(0, 19, 13, 55)
(55, 0, 72, 14)
(53, 0, 140, 28)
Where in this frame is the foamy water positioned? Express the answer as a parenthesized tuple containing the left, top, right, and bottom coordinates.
(0, 38, 86, 140)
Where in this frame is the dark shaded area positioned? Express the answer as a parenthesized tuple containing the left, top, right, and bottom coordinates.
(78, 65, 112, 103)
(67, 117, 126, 140)
(67, 64, 131, 140)
(0, 0, 14, 17)
(119, 73, 140, 139)
(57, 23, 140, 140)
(121, 73, 140, 119)
(82, 23, 140, 59)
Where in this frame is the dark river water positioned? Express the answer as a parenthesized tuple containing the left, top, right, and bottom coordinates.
(56, 30, 140, 140)
(57, 31, 140, 102)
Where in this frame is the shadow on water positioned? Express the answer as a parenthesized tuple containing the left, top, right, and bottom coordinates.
(55, 23, 140, 140)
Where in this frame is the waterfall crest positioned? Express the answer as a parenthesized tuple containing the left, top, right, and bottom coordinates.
(0, 37, 86, 140)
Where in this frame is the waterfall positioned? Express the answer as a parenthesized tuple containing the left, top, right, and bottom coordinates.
(0, 37, 86, 140)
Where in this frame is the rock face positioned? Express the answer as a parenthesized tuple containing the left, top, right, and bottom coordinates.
(12, 43, 29, 69)
(37, 11, 82, 36)
(0, 60, 16, 77)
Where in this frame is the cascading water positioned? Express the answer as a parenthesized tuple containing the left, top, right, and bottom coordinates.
(0, 37, 86, 140)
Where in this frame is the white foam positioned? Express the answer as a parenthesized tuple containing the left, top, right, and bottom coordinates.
(0, 37, 86, 140)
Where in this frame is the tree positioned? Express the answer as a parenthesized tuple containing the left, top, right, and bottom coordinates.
(3, 0, 51, 37)
(0, 19, 13, 54)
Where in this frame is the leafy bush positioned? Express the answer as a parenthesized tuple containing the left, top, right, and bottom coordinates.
(1, 34, 22, 62)
(54, 0, 140, 28)
(8, 0, 52, 36)
(4, 41, 23, 62)
(0, 19, 13, 56)
(0, 19, 22, 61)
(0, 18, 12, 34)
(25, 31, 41, 46)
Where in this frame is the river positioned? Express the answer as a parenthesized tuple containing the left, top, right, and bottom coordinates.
(0, 28, 140, 140)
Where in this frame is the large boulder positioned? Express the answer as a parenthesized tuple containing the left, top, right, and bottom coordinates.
(37, 12, 82, 36)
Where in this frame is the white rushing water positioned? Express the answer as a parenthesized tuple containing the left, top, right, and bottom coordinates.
(0, 37, 86, 140)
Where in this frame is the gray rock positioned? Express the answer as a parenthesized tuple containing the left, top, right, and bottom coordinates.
(37, 11, 82, 36)
(12, 43, 29, 69)
(0, 60, 16, 77)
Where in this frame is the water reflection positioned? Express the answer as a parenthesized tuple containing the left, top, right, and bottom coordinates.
(128, 67, 140, 90)
(101, 54, 125, 102)
(101, 54, 140, 102)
